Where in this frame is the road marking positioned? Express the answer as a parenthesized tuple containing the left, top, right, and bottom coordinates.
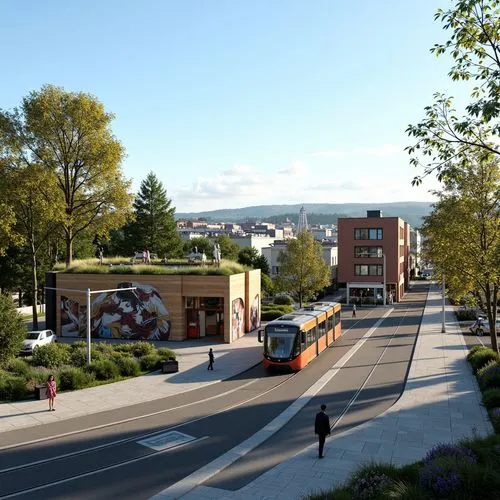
(151, 308, 394, 500)
(0, 437, 210, 500)
(138, 431, 196, 451)
(0, 379, 257, 453)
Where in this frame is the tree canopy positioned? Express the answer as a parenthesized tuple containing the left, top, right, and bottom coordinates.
(275, 231, 330, 307)
(0, 84, 133, 266)
(0, 294, 26, 366)
(421, 151, 499, 351)
(407, 0, 500, 184)
(130, 172, 183, 258)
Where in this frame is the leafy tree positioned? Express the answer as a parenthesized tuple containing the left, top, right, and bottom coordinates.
(261, 273, 274, 297)
(214, 235, 240, 261)
(275, 231, 330, 307)
(238, 247, 259, 267)
(182, 237, 213, 256)
(407, 0, 500, 184)
(421, 151, 499, 352)
(254, 254, 270, 275)
(0, 84, 133, 266)
(0, 294, 26, 366)
(131, 172, 182, 258)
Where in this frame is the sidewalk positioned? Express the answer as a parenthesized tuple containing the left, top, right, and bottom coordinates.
(172, 283, 493, 499)
(0, 332, 262, 433)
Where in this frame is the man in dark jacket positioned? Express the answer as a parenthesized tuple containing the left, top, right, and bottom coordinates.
(208, 348, 214, 370)
(314, 404, 331, 458)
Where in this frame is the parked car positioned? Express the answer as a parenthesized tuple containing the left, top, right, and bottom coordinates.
(469, 317, 500, 336)
(19, 330, 57, 355)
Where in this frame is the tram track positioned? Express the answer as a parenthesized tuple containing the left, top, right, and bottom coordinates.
(0, 303, 417, 499)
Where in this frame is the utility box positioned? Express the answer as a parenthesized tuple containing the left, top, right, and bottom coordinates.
(161, 358, 179, 374)
(35, 384, 48, 400)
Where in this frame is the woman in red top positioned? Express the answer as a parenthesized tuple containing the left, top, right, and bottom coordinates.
(46, 374, 57, 411)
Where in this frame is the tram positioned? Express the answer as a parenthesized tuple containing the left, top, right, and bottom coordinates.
(258, 302, 342, 371)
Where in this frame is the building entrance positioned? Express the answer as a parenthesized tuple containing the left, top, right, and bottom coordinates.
(186, 296, 224, 339)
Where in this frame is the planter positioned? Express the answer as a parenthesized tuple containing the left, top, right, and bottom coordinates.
(161, 359, 179, 374)
(35, 384, 48, 400)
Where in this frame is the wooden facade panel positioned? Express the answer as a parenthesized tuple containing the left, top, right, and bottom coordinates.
(245, 270, 261, 333)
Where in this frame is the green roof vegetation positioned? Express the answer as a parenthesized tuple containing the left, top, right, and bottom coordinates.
(53, 258, 249, 276)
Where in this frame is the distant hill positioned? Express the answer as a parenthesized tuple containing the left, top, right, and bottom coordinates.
(176, 202, 433, 228)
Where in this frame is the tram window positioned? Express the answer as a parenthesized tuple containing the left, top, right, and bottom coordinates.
(301, 330, 307, 349)
(318, 320, 326, 337)
(307, 327, 316, 346)
(328, 314, 334, 332)
(335, 310, 341, 326)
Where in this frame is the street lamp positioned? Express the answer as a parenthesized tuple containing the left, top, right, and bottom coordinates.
(442, 274, 446, 333)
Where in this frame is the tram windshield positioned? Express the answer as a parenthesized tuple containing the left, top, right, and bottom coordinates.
(265, 325, 297, 359)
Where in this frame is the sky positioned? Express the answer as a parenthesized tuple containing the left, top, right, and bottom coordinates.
(1, 0, 471, 213)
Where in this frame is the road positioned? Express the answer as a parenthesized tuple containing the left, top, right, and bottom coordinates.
(0, 284, 428, 499)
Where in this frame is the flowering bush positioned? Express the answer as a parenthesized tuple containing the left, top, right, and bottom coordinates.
(424, 443, 477, 464)
(350, 471, 391, 499)
(419, 461, 462, 495)
(478, 363, 500, 390)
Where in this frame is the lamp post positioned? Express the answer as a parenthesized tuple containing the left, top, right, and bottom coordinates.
(382, 253, 387, 306)
(441, 274, 446, 333)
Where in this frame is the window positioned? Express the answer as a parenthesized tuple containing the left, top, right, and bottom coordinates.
(327, 314, 334, 332)
(354, 246, 383, 258)
(335, 310, 341, 326)
(354, 228, 383, 240)
(318, 320, 326, 337)
(354, 264, 383, 276)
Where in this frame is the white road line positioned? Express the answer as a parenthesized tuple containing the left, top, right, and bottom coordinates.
(0, 379, 257, 453)
(151, 308, 394, 500)
(0, 437, 210, 500)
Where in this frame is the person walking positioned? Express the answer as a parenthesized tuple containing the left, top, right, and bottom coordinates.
(208, 348, 214, 370)
(46, 374, 57, 411)
(314, 404, 331, 458)
(352, 303, 356, 317)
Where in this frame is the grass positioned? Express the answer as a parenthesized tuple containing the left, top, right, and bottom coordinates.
(53, 258, 249, 276)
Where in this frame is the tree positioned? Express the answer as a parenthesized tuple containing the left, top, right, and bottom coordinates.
(183, 237, 213, 256)
(130, 172, 182, 258)
(407, 1, 500, 184)
(0, 294, 26, 366)
(421, 151, 499, 352)
(254, 254, 270, 275)
(275, 231, 330, 307)
(238, 247, 259, 267)
(0, 84, 133, 266)
(214, 235, 240, 261)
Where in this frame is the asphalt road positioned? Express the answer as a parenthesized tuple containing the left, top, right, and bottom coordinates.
(0, 284, 427, 499)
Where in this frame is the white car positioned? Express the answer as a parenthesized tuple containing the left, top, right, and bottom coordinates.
(469, 318, 500, 336)
(20, 330, 57, 355)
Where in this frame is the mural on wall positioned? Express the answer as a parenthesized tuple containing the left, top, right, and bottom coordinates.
(250, 294, 260, 331)
(60, 282, 171, 340)
(61, 296, 84, 337)
(231, 298, 245, 341)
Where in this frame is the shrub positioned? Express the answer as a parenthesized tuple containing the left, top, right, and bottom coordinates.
(58, 367, 95, 390)
(112, 343, 136, 355)
(139, 354, 161, 371)
(88, 359, 120, 380)
(5, 358, 31, 377)
(467, 345, 489, 360)
(469, 349, 499, 374)
(419, 459, 462, 496)
(94, 342, 116, 357)
(348, 468, 392, 499)
(273, 295, 293, 305)
(456, 309, 478, 321)
(478, 362, 500, 390)
(70, 347, 88, 367)
(489, 408, 500, 433)
(24, 366, 51, 391)
(157, 348, 176, 360)
(116, 356, 141, 377)
(0, 295, 27, 366)
(0, 373, 29, 401)
(32, 343, 71, 368)
(482, 388, 500, 410)
(132, 342, 155, 357)
(424, 443, 477, 464)
(261, 309, 286, 321)
(383, 480, 429, 500)
(71, 341, 87, 350)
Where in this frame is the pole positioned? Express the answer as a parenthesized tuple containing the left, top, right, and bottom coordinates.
(86, 288, 91, 365)
(383, 253, 386, 306)
(441, 274, 446, 333)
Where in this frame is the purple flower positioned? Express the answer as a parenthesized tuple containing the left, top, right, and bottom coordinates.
(420, 462, 462, 495)
(424, 443, 477, 463)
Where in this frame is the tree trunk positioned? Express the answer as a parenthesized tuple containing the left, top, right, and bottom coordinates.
(31, 241, 38, 330)
(485, 285, 499, 354)
(65, 227, 73, 267)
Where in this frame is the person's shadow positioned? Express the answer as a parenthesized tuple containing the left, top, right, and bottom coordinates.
(0, 410, 49, 419)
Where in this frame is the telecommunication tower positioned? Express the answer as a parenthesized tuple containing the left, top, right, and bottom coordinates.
(297, 206, 309, 234)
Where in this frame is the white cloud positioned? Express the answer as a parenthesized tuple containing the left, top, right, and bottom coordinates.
(278, 160, 309, 176)
(311, 144, 403, 158)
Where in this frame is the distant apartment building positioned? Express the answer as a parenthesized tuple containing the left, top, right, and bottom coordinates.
(410, 228, 422, 276)
(230, 235, 280, 255)
(262, 240, 338, 284)
(337, 210, 411, 304)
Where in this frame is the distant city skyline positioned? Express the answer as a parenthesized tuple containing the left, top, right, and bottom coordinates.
(1, 0, 464, 211)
